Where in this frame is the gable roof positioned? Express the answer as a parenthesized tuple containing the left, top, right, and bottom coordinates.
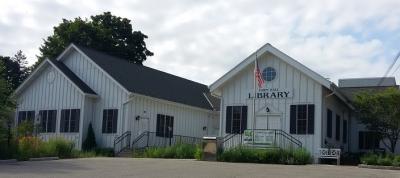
(209, 43, 354, 109)
(70, 44, 214, 110)
(210, 43, 332, 93)
(47, 59, 97, 95)
(14, 58, 97, 96)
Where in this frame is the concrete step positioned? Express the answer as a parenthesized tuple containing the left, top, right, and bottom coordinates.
(116, 150, 133, 158)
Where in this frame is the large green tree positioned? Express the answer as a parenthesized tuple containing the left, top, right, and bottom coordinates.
(0, 50, 30, 91)
(0, 60, 15, 153)
(37, 12, 153, 66)
(354, 87, 400, 153)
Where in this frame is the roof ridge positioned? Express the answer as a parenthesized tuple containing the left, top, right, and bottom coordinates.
(74, 44, 209, 88)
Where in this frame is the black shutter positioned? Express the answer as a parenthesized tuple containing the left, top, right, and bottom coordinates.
(327, 109, 332, 138)
(112, 109, 118, 133)
(18, 111, 24, 124)
(290, 105, 296, 134)
(102, 110, 107, 133)
(241, 106, 247, 134)
(226, 106, 232, 134)
(359, 132, 364, 149)
(156, 114, 161, 137)
(307, 105, 315, 134)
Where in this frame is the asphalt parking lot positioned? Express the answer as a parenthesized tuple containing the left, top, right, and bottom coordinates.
(0, 158, 399, 178)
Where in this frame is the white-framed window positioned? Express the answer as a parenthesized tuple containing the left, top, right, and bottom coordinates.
(60, 109, 80, 133)
(102, 109, 118, 133)
(17, 111, 35, 124)
(290, 104, 314, 134)
(39, 110, 57, 133)
(156, 114, 174, 138)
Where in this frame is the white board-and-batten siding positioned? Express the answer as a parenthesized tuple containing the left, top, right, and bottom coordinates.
(129, 95, 219, 140)
(16, 64, 84, 148)
(219, 53, 323, 156)
(61, 50, 129, 148)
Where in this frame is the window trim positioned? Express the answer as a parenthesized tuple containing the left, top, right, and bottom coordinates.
(225, 106, 247, 134)
(156, 114, 174, 138)
(290, 104, 314, 135)
(17, 111, 35, 125)
(60, 109, 80, 133)
(102, 109, 118, 134)
(39, 110, 57, 133)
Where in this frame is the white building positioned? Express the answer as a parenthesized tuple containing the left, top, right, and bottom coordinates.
(210, 43, 399, 159)
(14, 44, 219, 152)
(14, 42, 399, 157)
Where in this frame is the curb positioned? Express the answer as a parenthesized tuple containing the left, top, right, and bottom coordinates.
(0, 159, 17, 164)
(358, 164, 400, 170)
(29, 157, 59, 161)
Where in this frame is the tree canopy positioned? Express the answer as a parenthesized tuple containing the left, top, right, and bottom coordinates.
(0, 50, 30, 92)
(37, 12, 153, 66)
(354, 87, 400, 153)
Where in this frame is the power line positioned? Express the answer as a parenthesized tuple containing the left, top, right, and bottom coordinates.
(378, 49, 400, 86)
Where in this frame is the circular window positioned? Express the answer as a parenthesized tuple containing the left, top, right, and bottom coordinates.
(262, 67, 276, 81)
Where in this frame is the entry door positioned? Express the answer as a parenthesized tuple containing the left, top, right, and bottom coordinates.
(255, 115, 281, 130)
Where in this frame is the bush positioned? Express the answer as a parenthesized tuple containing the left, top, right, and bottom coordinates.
(194, 145, 203, 160)
(377, 156, 392, 166)
(218, 147, 311, 165)
(95, 148, 114, 157)
(18, 136, 43, 160)
(0, 139, 18, 159)
(142, 144, 197, 159)
(82, 123, 97, 151)
(361, 153, 379, 165)
(47, 138, 74, 158)
(291, 148, 312, 165)
(392, 155, 400, 167)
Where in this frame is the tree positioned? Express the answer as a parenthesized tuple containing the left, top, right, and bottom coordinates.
(354, 87, 400, 153)
(0, 60, 15, 157)
(0, 50, 30, 91)
(37, 12, 153, 66)
(82, 123, 97, 151)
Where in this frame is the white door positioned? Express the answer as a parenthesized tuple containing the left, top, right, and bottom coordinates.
(255, 115, 281, 130)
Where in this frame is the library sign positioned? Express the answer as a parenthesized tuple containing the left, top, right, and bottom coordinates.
(248, 88, 293, 99)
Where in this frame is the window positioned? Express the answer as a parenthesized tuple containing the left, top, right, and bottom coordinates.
(39, 110, 57, 133)
(290, 104, 314, 134)
(18, 111, 35, 124)
(359, 131, 380, 150)
(102, 109, 118, 133)
(335, 115, 340, 141)
(327, 109, 332, 138)
(226, 106, 247, 134)
(60, 109, 80, 133)
(156, 114, 174, 138)
(343, 120, 348, 143)
(262, 67, 277, 81)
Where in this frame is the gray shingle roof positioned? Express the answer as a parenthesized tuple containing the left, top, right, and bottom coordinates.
(48, 59, 97, 95)
(338, 77, 396, 88)
(76, 45, 215, 110)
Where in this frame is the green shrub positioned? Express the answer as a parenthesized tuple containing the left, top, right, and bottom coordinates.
(142, 144, 197, 159)
(194, 145, 203, 160)
(292, 148, 311, 165)
(377, 155, 393, 166)
(218, 147, 311, 165)
(82, 123, 97, 151)
(392, 155, 400, 167)
(95, 148, 114, 157)
(0, 139, 18, 159)
(361, 153, 379, 165)
(47, 138, 74, 158)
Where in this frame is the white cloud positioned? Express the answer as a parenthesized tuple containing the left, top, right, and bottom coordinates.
(0, 0, 399, 85)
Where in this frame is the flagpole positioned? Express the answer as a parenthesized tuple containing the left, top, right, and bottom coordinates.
(252, 52, 257, 147)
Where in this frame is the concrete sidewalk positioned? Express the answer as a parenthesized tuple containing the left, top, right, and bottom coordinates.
(0, 158, 399, 178)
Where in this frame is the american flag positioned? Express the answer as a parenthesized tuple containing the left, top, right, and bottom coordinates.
(255, 62, 264, 88)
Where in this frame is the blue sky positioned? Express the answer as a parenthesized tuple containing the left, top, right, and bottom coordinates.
(0, 0, 399, 85)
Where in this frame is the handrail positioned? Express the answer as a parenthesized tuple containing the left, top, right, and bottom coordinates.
(132, 131, 149, 146)
(132, 131, 202, 150)
(114, 131, 131, 154)
(221, 129, 303, 150)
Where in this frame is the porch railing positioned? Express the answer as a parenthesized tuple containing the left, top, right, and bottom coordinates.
(222, 129, 302, 150)
(113, 131, 131, 154)
(131, 131, 202, 150)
